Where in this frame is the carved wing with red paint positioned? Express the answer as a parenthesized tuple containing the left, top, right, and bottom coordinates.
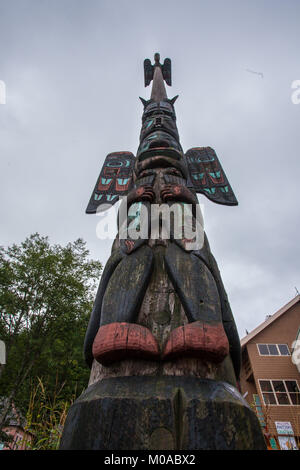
(86, 151, 136, 214)
(185, 147, 238, 206)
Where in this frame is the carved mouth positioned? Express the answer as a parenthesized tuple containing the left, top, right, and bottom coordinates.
(149, 140, 169, 149)
(137, 148, 182, 161)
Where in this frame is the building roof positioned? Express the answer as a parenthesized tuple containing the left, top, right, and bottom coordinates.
(241, 294, 300, 349)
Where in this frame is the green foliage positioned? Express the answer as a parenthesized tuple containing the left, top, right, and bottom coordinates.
(0, 233, 102, 444)
(24, 377, 74, 450)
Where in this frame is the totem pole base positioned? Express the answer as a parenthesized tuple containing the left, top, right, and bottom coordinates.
(59, 376, 266, 450)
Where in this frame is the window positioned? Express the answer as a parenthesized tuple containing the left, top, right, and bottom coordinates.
(272, 381, 290, 405)
(260, 380, 276, 404)
(258, 344, 269, 355)
(259, 379, 300, 406)
(277, 344, 290, 356)
(268, 344, 279, 355)
(257, 344, 290, 356)
(285, 380, 300, 405)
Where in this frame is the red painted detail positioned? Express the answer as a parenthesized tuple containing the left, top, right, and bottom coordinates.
(162, 321, 229, 362)
(182, 238, 196, 244)
(97, 180, 113, 191)
(173, 185, 182, 195)
(113, 151, 133, 156)
(103, 167, 120, 177)
(92, 322, 160, 366)
(125, 240, 135, 253)
(208, 173, 224, 184)
(192, 172, 206, 185)
(115, 177, 132, 192)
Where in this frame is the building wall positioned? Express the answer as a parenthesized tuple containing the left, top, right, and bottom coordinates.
(2, 426, 33, 450)
(240, 301, 300, 446)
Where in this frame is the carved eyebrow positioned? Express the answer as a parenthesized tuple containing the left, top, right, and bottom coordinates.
(138, 169, 156, 178)
(165, 168, 183, 176)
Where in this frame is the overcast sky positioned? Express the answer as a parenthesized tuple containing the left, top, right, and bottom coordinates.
(0, 0, 299, 339)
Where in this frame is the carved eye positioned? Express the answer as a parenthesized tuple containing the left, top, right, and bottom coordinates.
(139, 169, 155, 178)
(166, 168, 183, 177)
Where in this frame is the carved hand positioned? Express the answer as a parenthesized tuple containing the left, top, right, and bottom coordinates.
(160, 184, 197, 204)
(127, 185, 155, 204)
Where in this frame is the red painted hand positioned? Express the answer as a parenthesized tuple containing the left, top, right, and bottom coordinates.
(160, 184, 181, 201)
(160, 184, 196, 204)
(128, 185, 155, 204)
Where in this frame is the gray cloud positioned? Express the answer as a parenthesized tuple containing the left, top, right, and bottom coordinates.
(0, 0, 299, 338)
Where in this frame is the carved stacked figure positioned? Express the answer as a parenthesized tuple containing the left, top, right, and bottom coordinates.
(60, 54, 266, 450)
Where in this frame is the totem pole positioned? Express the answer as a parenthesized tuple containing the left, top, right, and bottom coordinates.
(60, 54, 266, 450)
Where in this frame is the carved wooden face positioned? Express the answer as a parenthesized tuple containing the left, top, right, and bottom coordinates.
(137, 99, 183, 161)
(137, 131, 183, 157)
(140, 113, 179, 143)
(135, 167, 186, 203)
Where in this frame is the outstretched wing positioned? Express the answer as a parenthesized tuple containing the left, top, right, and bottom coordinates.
(185, 147, 238, 206)
(86, 152, 136, 214)
(144, 59, 153, 87)
(162, 58, 172, 86)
